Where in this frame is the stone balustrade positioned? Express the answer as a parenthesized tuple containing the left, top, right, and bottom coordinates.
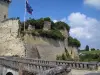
(0, 57, 57, 73)
(0, 57, 71, 75)
(0, 57, 98, 70)
(4, 57, 98, 70)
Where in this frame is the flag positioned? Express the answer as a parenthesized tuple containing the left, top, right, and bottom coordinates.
(26, 0, 33, 15)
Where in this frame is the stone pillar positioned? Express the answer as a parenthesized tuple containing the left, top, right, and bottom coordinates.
(19, 63, 24, 75)
(43, 21, 51, 30)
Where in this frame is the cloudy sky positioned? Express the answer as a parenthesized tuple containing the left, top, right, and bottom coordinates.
(8, 0, 100, 49)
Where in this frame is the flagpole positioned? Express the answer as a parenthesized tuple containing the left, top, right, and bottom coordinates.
(24, 0, 27, 57)
(24, 0, 26, 32)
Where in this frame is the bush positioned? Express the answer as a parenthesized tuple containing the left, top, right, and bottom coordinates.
(79, 53, 100, 62)
(38, 30, 65, 40)
(68, 36, 81, 47)
(52, 21, 70, 31)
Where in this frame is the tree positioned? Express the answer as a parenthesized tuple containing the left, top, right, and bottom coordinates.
(91, 48, 95, 51)
(54, 21, 70, 31)
(62, 53, 66, 60)
(85, 45, 89, 51)
(44, 17, 51, 22)
(68, 36, 81, 48)
(35, 18, 44, 29)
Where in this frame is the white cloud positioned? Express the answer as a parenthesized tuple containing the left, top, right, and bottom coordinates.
(70, 27, 92, 39)
(84, 0, 100, 10)
(61, 18, 67, 22)
(53, 13, 100, 48)
(68, 12, 100, 40)
(53, 18, 67, 23)
(53, 20, 58, 23)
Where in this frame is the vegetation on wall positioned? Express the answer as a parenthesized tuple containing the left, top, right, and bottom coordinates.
(51, 21, 70, 32)
(56, 48, 73, 61)
(68, 36, 81, 47)
(19, 17, 80, 46)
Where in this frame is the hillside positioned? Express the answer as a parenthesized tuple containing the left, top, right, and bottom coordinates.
(80, 50, 100, 54)
(79, 50, 100, 62)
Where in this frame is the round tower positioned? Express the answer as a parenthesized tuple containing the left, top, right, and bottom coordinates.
(0, 0, 11, 22)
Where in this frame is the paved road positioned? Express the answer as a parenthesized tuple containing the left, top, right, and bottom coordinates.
(70, 69, 100, 75)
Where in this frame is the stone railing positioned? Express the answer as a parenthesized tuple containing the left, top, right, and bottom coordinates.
(0, 57, 71, 75)
(4, 57, 98, 70)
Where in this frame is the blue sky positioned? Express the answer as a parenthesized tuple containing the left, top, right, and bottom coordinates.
(8, 0, 100, 49)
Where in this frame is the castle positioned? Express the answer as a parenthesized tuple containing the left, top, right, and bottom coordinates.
(0, 0, 79, 60)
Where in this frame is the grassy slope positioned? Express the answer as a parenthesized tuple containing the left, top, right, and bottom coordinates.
(80, 50, 100, 54)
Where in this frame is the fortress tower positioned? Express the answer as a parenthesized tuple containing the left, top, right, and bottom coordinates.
(0, 0, 11, 22)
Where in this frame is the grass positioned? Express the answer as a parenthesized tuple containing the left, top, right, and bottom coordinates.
(80, 50, 100, 54)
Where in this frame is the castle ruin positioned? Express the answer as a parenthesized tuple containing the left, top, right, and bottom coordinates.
(0, 0, 79, 60)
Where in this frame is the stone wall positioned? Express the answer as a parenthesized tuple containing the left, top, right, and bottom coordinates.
(67, 46, 79, 59)
(0, 0, 9, 22)
(0, 18, 79, 60)
(24, 34, 65, 60)
(0, 19, 25, 57)
(24, 34, 79, 60)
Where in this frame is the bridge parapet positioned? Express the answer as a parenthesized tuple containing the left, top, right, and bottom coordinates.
(0, 57, 71, 75)
(5, 57, 98, 70)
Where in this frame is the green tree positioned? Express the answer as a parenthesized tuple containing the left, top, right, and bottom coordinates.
(62, 53, 66, 60)
(85, 45, 89, 51)
(68, 36, 81, 48)
(35, 18, 44, 29)
(44, 17, 51, 22)
(91, 48, 95, 51)
(54, 21, 70, 31)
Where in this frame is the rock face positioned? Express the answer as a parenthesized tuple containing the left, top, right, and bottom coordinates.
(0, 19, 25, 57)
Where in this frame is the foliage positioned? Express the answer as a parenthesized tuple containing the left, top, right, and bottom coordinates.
(52, 21, 70, 31)
(85, 45, 89, 51)
(68, 36, 81, 47)
(20, 17, 80, 47)
(80, 50, 100, 54)
(44, 17, 51, 22)
(35, 18, 44, 29)
(79, 50, 100, 62)
(26, 29, 65, 40)
(91, 48, 95, 51)
(56, 48, 73, 61)
(79, 53, 100, 62)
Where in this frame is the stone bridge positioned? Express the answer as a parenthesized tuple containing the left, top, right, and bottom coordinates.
(0, 57, 99, 75)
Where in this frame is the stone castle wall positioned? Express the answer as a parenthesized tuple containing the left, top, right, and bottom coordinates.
(0, 19, 79, 60)
(0, 19, 25, 57)
(24, 34, 65, 60)
(24, 33, 79, 60)
(0, 1, 9, 22)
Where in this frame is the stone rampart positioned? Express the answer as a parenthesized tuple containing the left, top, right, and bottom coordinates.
(0, 19, 25, 57)
(24, 34, 65, 60)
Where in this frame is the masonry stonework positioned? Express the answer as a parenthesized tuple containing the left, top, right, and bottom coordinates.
(0, 19, 25, 57)
(0, 0, 10, 22)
